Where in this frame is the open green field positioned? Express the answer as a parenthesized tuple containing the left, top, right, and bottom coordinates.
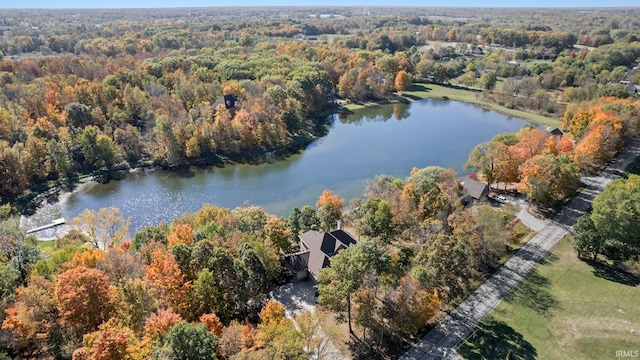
(400, 83, 561, 127)
(343, 83, 560, 128)
(458, 237, 640, 360)
(521, 58, 554, 70)
(322, 34, 349, 44)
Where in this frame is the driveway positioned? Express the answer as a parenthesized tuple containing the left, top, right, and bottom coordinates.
(514, 198, 548, 232)
(400, 137, 640, 360)
(271, 280, 317, 316)
(271, 280, 350, 360)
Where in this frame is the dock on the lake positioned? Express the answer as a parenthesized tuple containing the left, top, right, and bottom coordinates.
(25, 218, 66, 234)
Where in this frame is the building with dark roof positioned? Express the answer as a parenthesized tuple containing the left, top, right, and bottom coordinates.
(625, 84, 640, 95)
(285, 228, 358, 283)
(548, 127, 563, 137)
(461, 177, 489, 206)
(212, 94, 238, 110)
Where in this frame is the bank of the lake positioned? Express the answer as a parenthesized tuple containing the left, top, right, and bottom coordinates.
(343, 82, 562, 128)
(23, 98, 540, 237)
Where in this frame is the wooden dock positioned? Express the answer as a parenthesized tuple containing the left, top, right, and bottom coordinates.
(25, 218, 66, 234)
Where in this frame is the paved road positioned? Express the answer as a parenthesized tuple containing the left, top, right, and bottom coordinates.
(400, 138, 640, 360)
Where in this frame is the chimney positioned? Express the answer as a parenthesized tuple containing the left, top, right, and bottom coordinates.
(337, 220, 342, 230)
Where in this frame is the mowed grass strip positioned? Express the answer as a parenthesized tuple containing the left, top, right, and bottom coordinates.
(400, 83, 561, 128)
(458, 236, 640, 360)
(342, 82, 560, 128)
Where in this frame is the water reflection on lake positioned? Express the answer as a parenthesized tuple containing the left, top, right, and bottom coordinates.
(25, 99, 536, 235)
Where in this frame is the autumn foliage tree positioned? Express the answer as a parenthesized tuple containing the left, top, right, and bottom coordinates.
(167, 223, 194, 247)
(72, 207, 130, 250)
(519, 154, 580, 206)
(386, 275, 441, 336)
(395, 70, 411, 93)
(316, 189, 345, 232)
(79, 319, 140, 360)
(2, 276, 63, 357)
(255, 300, 304, 359)
(264, 215, 292, 254)
(563, 97, 638, 173)
(54, 266, 113, 336)
(218, 321, 245, 358)
(574, 123, 621, 173)
(258, 300, 287, 326)
(144, 250, 190, 316)
(143, 307, 184, 342)
(199, 313, 223, 337)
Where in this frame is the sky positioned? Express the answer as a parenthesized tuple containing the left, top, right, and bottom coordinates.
(1, 0, 639, 9)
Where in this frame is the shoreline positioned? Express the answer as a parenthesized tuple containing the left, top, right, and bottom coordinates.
(18, 125, 329, 239)
(19, 122, 326, 194)
(342, 82, 562, 128)
(19, 91, 558, 240)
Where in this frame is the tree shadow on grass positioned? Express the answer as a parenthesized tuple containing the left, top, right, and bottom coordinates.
(457, 319, 537, 360)
(348, 335, 385, 360)
(538, 251, 558, 266)
(409, 83, 430, 92)
(504, 267, 559, 316)
(583, 259, 640, 287)
(401, 93, 422, 101)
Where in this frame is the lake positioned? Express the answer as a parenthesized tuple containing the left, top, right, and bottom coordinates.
(23, 99, 536, 237)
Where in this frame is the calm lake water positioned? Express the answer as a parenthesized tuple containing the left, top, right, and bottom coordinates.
(24, 99, 536, 236)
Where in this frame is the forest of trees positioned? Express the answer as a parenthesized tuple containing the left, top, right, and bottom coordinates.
(573, 174, 640, 262)
(1, 5, 640, 360)
(0, 163, 534, 359)
(464, 97, 640, 208)
(1, 6, 640, 206)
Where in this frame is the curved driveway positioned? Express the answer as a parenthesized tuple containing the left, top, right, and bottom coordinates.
(400, 138, 640, 360)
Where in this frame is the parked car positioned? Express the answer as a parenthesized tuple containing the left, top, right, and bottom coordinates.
(489, 194, 510, 204)
(496, 195, 510, 204)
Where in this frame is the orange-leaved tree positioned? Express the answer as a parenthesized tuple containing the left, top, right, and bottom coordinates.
(79, 319, 140, 360)
(520, 154, 579, 206)
(144, 249, 190, 316)
(143, 307, 184, 342)
(199, 313, 223, 337)
(574, 123, 620, 173)
(167, 223, 193, 247)
(54, 266, 113, 336)
(395, 70, 411, 93)
(2, 276, 59, 351)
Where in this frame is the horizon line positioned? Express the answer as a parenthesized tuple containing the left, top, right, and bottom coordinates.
(2, 5, 640, 9)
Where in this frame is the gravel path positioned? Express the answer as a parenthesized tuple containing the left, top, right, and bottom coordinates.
(400, 138, 640, 360)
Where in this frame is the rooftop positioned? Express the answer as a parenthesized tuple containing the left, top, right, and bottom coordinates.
(299, 229, 357, 281)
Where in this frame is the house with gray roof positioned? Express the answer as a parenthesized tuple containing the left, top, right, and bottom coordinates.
(285, 227, 358, 283)
(625, 84, 640, 95)
(460, 177, 489, 206)
(548, 127, 563, 137)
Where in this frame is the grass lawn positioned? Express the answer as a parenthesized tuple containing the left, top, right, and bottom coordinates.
(35, 239, 55, 252)
(341, 82, 560, 128)
(521, 58, 553, 70)
(343, 100, 383, 112)
(323, 34, 348, 44)
(399, 83, 561, 128)
(458, 236, 640, 360)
